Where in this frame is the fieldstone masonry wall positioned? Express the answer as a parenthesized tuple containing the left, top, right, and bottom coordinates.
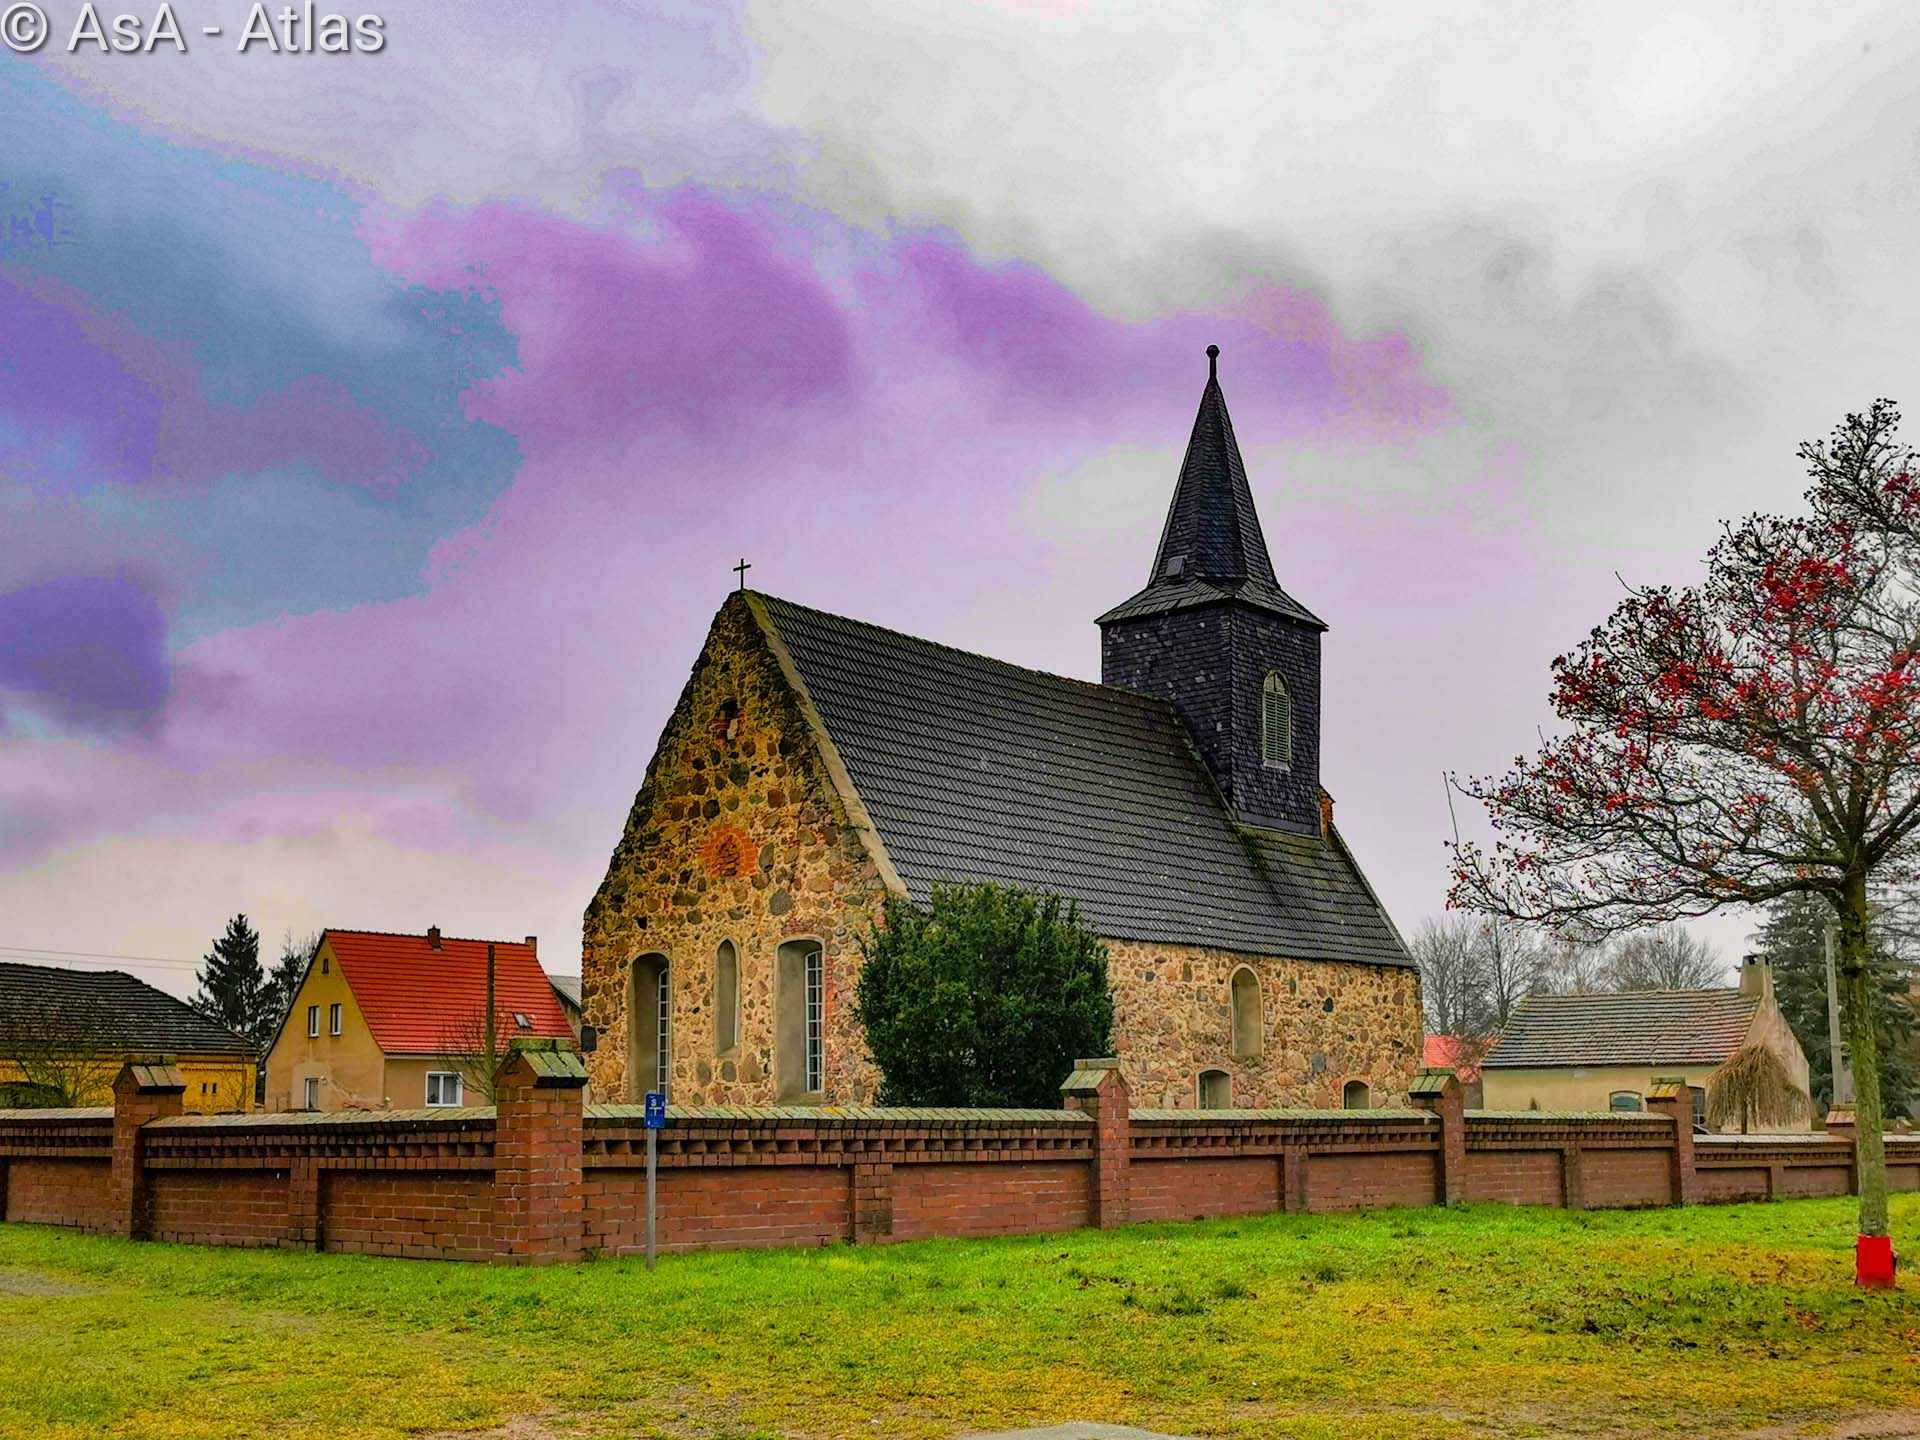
(583, 595, 889, 1105)
(1106, 939, 1421, 1108)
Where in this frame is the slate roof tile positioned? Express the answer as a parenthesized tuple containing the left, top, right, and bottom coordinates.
(755, 594, 1411, 968)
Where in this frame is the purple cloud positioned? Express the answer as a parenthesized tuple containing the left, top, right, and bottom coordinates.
(367, 189, 860, 451)
(0, 572, 169, 731)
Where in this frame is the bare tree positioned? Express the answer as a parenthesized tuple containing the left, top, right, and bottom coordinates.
(1603, 925, 1727, 991)
(0, 992, 121, 1108)
(1411, 915, 1493, 1036)
(1534, 932, 1610, 995)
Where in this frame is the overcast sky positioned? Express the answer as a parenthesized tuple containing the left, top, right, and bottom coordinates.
(4, 1, 1919, 995)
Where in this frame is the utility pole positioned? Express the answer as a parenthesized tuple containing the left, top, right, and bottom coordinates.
(485, 941, 498, 1104)
(1824, 917, 1854, 1108)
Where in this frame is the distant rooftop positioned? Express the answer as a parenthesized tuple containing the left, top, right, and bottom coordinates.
(1483, 989, 1760, 1069)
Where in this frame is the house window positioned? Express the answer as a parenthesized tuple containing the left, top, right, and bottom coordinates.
(1692, 1088, 1707, 1128)
(306, 1005, 319, 1038)
(776, 939, 825, 1100)
(627, 954, 671, 1100)
(1343, 1079, 1372, 1109)
(302, 1076, 320, 1110)
(1231, 967, 1262, 1058)
(714, 940, 740, 1054)
(1261, 672, 1292, 769)
(1198, 1069, 1232, 1107)
(512, 1012, 532, 1030)
(1609, 1091, 1643, 1112)
(328, 1002, 342, 1036)
(426, 1072, 463, 1108)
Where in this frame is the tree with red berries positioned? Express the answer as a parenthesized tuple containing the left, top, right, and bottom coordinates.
(1451, 401, 1920, 1283)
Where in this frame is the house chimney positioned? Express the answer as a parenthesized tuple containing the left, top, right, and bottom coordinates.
(525, 935, 537, 956)
(1318, 788, 1335, 839)
(427, 925, 442, 950)
(1740, 953, 1773, 1002)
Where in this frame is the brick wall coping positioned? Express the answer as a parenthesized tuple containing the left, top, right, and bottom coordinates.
(0, 1107, 113, 1123)
(145, 1106, 495, 1130)
(586, 1103, 1090, 1125)
(1696, 1132, 1854, 1146)
(1131, 1107, 1434, 1123)
(1466, 1109, 1669, 1123)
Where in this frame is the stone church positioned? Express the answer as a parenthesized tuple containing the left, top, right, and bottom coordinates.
(582, 348, 1422, 1110)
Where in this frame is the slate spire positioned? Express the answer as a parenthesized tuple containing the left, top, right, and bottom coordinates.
(1149, 343, 1280, 589)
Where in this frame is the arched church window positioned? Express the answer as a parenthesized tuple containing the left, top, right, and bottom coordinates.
(628, 953, 670, 1101)
(1262, 672, 1292, 769)
(1343, 1079, 1371, 1109)
(1231, 967, 1262, 1058)
(714, 940, 739, 1054)
(1198, 1069, 1232, 1108)
(776, 938, 825, 1101)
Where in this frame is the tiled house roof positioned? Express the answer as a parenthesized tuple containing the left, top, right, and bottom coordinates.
(320, 930, 574, 1056)
(752, 593, 1411, 967)
(0, 961, 254, 1055)
(1483, 989, 1761, 1069)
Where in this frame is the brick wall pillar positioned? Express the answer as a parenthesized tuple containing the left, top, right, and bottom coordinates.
(851, 1161, 894, 1242)
(109, 1060, 186, 1240)
(1825, 1109, 1859, 1193)
(285, 1157, 322, 1250)
(1410, 1068, 1465, 1205)
(1063, 1058, 1131, 1229)
(493, 1044, 588, 1265)
(1647, 1080, 1697, 1206)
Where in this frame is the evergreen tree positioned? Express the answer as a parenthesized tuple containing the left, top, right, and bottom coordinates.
(193, 914, 268, 1048)
(1756, 892, 1917, 1117)
(854, 883, 1114, 1108)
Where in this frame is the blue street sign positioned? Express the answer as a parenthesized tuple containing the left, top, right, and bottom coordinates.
(644, 1091, 666, 1129)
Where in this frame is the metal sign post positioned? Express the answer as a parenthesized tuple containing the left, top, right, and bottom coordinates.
(643, 1090, 665, 1270)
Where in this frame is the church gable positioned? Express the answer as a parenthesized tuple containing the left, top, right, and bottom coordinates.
(582, 593, 889, 1105)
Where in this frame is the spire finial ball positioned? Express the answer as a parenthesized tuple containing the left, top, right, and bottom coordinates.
(1206, 343, 1219, 380)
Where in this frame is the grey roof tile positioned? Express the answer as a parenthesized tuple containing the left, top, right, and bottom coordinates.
(0, 962, 255, 1056)
(755, 594, 1411, 968)
(1484, 989, 1761, 1069)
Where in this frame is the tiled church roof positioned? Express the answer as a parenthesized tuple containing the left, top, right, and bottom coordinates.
(753, 593, 1412, 968)
(1483, 988, 1761, 1069)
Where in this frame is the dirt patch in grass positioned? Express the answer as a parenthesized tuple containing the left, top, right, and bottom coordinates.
(0, 1266, 91, 1296)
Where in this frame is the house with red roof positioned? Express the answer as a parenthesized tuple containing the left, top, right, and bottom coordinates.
(262, 927, 575, 1112)
(1422, 1034, 1489, 1107)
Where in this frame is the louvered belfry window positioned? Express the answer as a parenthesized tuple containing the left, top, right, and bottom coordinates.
(1261, 671, 1292, 769)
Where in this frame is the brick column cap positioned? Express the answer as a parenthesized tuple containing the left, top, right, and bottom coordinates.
(1647, 1079, 1690, 1103)
(114, 1059, 187, 1095)
(1409, 1068, 1459, 1102)
(502, 1044, 589, 1090)
(1061, 1058, 1127, 1097)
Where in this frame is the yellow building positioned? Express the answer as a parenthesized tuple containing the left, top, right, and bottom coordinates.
(0, 961, 256, 1112)
(262, 928, 575, 1112)
(1481, 958, 1812, 1131)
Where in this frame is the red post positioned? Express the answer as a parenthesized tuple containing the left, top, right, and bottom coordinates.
(110, 1060, 186, 1240)
(493, 1043, 588, 1265)
(1827, 1110, 1896, 1287)
(1410, 1068, 1465, 1205)
(1647, 1080, 1697, 1207)
(1063, 1058, 1131, 1229)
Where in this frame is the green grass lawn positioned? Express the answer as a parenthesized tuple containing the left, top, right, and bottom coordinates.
(1, 1198, 1917, 1440)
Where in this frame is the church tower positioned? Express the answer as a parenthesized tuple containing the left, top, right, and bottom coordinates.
(1097, 346, 1327, 836)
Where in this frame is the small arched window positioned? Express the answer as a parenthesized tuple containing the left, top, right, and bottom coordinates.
(714, 940, 740, 1054)
(1230, 968, 1262, 1058)
(1262, 672, 1292, 769)
(1198, 1069, 1232, 1108)
(1343, 1079, 1371, 1109)
(1609, 1091, 1643, 1112)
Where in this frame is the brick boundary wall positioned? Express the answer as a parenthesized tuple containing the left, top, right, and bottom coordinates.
(3, 1062, 1917, 1264)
